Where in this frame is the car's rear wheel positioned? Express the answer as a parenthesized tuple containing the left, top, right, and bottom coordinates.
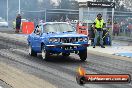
(79, 49, 87, 61)
(41, 45, 50, 60)
(62, 53, 70, 56)
(28, 44, 37, 56)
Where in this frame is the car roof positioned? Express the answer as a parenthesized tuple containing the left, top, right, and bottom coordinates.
(40, 22, 70, 25)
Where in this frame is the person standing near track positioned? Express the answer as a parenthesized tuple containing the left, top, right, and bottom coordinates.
(113, 22, 120, 36)
(15, 14, 21, 33)
(93, 13, 105, 48)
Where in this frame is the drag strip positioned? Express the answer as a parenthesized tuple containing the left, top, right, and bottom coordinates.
(0, 79, 12, 88)
(0, 32, 132, 88)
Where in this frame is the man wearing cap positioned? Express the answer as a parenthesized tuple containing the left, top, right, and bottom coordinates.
(93, 14, 105, 48)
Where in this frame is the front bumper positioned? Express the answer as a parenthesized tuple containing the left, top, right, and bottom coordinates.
(46, 43, 89, 46)
(45, 43, 89, 53)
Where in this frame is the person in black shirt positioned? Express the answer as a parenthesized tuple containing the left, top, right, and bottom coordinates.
(15, 14, 21, 33)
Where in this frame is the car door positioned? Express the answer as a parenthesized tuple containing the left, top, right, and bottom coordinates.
(32, 25, 42, 52)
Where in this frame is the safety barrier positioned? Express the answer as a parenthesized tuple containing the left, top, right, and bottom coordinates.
(22, 22, 34, 34)
(77, 26, 88, 35)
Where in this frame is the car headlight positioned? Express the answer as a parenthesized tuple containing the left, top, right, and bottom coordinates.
(49, 38, 53, 42)
(78, 37, 88, 42)
(49, 38, 60, 42)
(78, 37, 83, 42)
(54, 38, 59, 42)
(84, 37, 88, 41)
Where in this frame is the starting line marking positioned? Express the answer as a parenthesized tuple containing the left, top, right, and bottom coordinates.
(114, 53, 132, 58)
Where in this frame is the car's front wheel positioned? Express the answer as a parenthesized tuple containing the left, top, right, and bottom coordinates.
(41, 45, 50, 60)
(28, 44, 37, 56)
(79, 49, 87, 61)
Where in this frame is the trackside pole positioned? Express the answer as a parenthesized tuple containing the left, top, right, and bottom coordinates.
(111, 0, 115, 39)
(45, 9, 47, 22)
(19, 0, 21, 14)
(7, 0, 8, 22)
(87, 7, 89, 37)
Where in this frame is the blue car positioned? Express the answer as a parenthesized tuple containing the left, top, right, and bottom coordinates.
(27, 22, 89, 61)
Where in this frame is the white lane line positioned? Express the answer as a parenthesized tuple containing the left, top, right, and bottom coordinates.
(0, 86, 3, 88)
(114, 53, 132, 58)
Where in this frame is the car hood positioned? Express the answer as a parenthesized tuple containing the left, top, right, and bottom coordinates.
(42, 32, 87, 38)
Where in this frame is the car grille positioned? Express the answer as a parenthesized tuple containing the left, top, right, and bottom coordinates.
(60, 37, 78, 43)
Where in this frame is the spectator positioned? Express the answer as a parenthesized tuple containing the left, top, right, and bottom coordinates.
(107, 19, 112, 29)
(113, 22, 120, 36)
(60, 16, 64, 22)
(15, 14, 21, 33)
(128, 23, 132, 37)
(12, 20, 16, 30)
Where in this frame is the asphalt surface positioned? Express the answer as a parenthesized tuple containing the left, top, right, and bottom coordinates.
(0, 30, 132, 88)
(0, 79, 12, 88)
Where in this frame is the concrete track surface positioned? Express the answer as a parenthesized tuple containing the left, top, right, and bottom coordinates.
(0, 31, 132, 88)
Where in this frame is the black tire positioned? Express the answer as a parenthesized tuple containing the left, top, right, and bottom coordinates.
(28, 44, 37, 57)
(62, 53, 70, 57)
(79, 49, 87, 61)
(110, 37, 112, 46)
(41, 45, 50, 60)
(76, 75, 86, 86)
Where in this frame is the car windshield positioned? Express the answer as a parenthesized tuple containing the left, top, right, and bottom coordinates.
(44, 23, 75, 33)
